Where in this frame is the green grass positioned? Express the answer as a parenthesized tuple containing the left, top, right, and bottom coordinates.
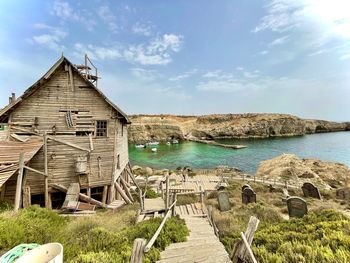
(0, 205, 189, 262)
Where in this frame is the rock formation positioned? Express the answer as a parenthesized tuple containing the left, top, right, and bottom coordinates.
(256, 154, 350, 189)
(128, 114, 348, 143)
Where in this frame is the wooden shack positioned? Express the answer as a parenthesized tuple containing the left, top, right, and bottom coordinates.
(0, 55, 134, 209)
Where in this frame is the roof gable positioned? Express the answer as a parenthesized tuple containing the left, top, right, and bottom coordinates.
(0, 56, 130, 124)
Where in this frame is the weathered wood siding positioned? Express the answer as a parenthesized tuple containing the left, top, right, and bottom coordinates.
(7, 63, 129, 196)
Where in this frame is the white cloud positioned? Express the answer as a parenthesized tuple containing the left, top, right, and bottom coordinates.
(30, 23, 67, 51)
(129, 68, 159, 81)
(196, 69, 310, 93)
(155, 87, 191, 99)
(73, 43, 121, 60)
(260, 50, 269, 55)
(268, 35, 289, 47)
(236, 67, 244, 71)
(73, 33, 184, 65)
(123, 34, 184, 65)
(132, 22, 153, 36)
(97, 6, 118, 33)
(169, 69, 197, 81)
(253, 0, 350, 58)
(52, 1, 80, 21)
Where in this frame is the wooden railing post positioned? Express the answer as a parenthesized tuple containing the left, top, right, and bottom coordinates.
(171, 193, 177, 217)
(199, 185, 204, 208)
(165, 174, 170, 211)
(130, 238, 146, 263)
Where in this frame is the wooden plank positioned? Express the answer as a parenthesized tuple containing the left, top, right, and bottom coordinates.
(14, 152, 25, 211)
(120, 176, 134, 202)
(51, 183, 107, 208)
(130, 238, 146, 263)
(240, 232, 257, 263)
(47, 136, 90, 152)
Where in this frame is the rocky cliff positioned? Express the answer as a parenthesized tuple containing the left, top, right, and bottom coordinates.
(256, 154, 350, 189)
(128, 114, 348, 143)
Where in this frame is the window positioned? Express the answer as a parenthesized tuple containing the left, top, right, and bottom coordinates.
(96, 120, 107, 137)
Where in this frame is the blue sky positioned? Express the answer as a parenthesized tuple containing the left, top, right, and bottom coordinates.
(0, 0, 349, 121)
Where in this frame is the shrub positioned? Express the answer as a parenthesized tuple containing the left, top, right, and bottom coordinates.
(253, 210, 350, 263)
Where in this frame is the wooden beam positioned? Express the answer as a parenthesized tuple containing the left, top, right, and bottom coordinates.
(68, 65, 74, 91)
(14, 152, 25, 211)
(0, 184, 6, 201)
(51, 183, 107, 208)
(120, 176, 134, 202)
(115, 181, 132, 204)
(102, 185, 108, 204)
(47, 136, 90, 152)
(44, 132, 50, 208)
(89, 133, 94, 151)
(24, 165, 47, 177)
(22, 186, 31, 208)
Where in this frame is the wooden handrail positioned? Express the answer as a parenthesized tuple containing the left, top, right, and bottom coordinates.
(143, 199, 177, 253)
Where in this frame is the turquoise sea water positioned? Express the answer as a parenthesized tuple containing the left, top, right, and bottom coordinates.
(129, 132, 350, 173)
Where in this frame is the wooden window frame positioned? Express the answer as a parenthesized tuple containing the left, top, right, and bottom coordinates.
(95, 120, 108, 138)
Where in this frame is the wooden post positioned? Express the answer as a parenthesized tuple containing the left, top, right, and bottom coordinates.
(44, 132, 50, 208)
(115, 182, 132, 204)
(22, 186, 31, 208)
(14, 152, 25, 211)
(139, 188, 144, 211)
(171, 193, 177, 217)
(165, 174, 170, 211)
(102, 185, 108, 204)
(87, 187, 91, 198)
(130, 238, 147, 263)
(199, 185, 204, 207)
(0, 184, 6, 201)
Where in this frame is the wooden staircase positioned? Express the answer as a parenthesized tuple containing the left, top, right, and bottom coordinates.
(157, 203, 231, 263)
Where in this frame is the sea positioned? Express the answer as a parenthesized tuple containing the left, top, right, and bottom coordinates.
(129, 132, 350, 173)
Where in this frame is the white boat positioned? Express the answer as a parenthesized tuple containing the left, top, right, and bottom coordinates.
(135, 144, 146, 148)
(147, 141, 159, 146)
(151, 148, 157, 152)
(172, 139, 179, 144)
(16, 243, 63, 263)
(166, 142, 171, 145)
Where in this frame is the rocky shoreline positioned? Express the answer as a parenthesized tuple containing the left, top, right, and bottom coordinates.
(128, 113, 349, 143)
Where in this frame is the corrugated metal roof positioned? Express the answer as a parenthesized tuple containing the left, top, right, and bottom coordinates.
(0, 138, 43, 187)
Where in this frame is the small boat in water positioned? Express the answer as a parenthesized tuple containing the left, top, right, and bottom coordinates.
(166, 142, 171, 145)
(135, 144, 146, 148)
(172, 139, 179, 144)
(151, 148, 157, 152)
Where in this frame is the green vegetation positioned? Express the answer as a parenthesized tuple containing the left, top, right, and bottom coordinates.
(176, 193, 199, 205)
(253, 209, 350, 263)
(142, 187, 160, 199)
(0, 205, 189, 262)
(208, 180, 350, 263)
